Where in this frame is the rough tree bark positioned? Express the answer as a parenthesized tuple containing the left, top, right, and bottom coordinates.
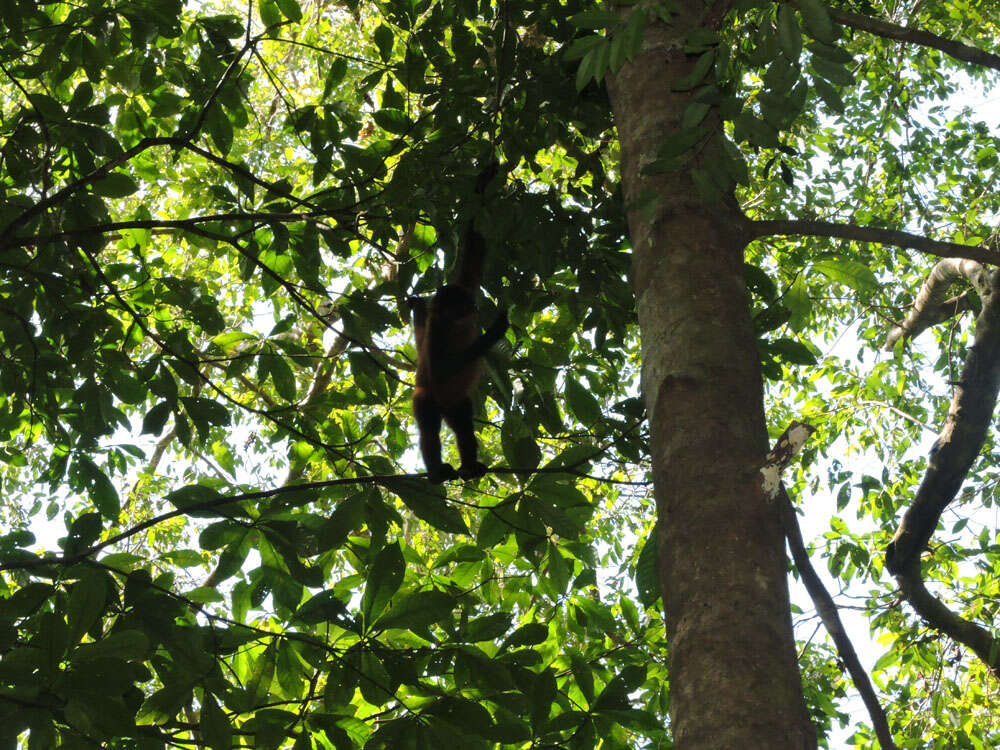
(607, 6, 816, 748)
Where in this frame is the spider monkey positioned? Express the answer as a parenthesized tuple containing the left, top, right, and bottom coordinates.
(407, 162, 508, 482)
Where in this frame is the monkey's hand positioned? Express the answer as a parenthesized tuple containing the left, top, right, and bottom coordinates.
(474, 160, 500, 194)
(457, 460, 489, 480)
(427, 463, 459, 483)
(484, 308, 509, 342)
(405, 296, 428, 327)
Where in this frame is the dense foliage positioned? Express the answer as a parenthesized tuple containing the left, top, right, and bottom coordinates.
(0, 1, 654, 748)
(1, 0, 999, 747)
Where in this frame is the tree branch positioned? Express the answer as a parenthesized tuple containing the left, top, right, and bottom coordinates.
(823, 4, 1000, 74)
(750, 219, 1000, 266)
(886, 267, 1000, 573)
(880, 267, 1000, 679)
(779, 488, 897, 749)
(0, 136, 177, 245)
(762, 424, 896, 747)
(884, 259, 985, 351)
(0, 473, 417, 573)
(5, 211, 344, 249)
(892, 562, 1000, 680)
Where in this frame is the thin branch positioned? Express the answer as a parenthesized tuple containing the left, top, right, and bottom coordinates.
(750, 218, 1000, 266)
(0, 473, 411, 573)
(821, 4, 1000, 74)
(0, 136, 177, 244)
(761, 423, 896, 747)
(262, 36, 390, 71)
(853, 400, 936, 434)
(6, 211, 347, 249)
(779, 488, 897, 749)
(186, 32, 256, 140)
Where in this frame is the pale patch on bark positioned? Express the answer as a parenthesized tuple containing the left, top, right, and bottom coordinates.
(760, 421, 816, 498)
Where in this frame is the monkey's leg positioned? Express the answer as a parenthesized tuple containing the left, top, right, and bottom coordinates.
(444, 399, 489, 480)
(413, 393, 457, 482)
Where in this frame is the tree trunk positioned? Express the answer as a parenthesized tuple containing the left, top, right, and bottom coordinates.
(607, 9, 817, 748)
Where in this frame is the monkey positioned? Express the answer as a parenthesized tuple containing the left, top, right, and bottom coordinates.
(407, 162, 508, 482)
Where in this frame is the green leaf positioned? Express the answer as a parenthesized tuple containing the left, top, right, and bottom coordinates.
(182, 396, 231, 432)
(268, 354, 297, 401)
(167, 484, 223, 512)
(83, 459, 120, 520)
(205, 104, 234, 155)
(318, 496, 365, 552)
(375, 589, 454, 630)
(201, 694, 233, 750)
(798, 0, 837, 43)
(463, 612, 512, 642)
(547, 544, 570, 593)
(504, 622, 548, 648)
(575, 45, 601, 92)
(769, 337, 818, 365)
(671, 50, 714, 91)
(92, 172, 138, 197)
(594, 664, 646, 711)
(361, 541, 405, 623)
(563, 35, 603, 62)
(73, 629, 150, 661)
(323, 58, 348, 100)
(67, 572, 108, 645)
(384, 478, 469, 534)
(275, 0, 302, 22)
(635, 529, 660, 607)
(813, 259, 877, 293)
(259, 0, 282, 27)
(247, 643, 277, 706)
(776, 7, 802, 63)
(565, 377, 602, 425)
(569, 10, 619, 29)
(622, 9, 647, 61)
(681, 102, 711, 130)
(784, 277, 813, 330)
(294, 590, 353, 627)
(373, 108, 412, 135)
(374, 25, 394, 62)
(477, 509, 511, 548)
(812, 77, 845, 112)
(733, 112, 779, 147)
(811, 55, 854, 86)
(185, 586, 226, 604)
(807, 41, 854, 64)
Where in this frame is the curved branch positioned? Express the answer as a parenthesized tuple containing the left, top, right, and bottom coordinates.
(822, 5, 1000, 74)
(884, 259, 985, 350)
(887, 267, 1000, 573)
(894, 559, 1000, 680)
(882, 268, 1000, 679)
(750, 219, 1000, 266)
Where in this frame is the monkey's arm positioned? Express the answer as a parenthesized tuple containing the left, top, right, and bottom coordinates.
(451, 160, 501, 290)
(458, 309, 509, 365)
(406, 296, 428, 348)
